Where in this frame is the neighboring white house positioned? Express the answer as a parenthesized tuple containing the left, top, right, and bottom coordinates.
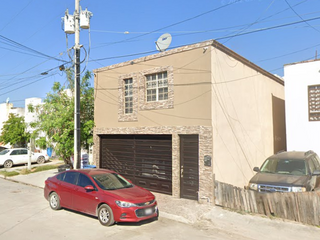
(0, 102, 25, 139)
(0, 98, 42, 148)
(284, 59, 320, 154)
(25, 97, 43, 134)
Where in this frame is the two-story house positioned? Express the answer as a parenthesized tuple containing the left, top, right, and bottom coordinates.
(92, 39, 286, 203)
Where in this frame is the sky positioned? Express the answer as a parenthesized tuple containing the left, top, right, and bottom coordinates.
(1, 0, 320, 107)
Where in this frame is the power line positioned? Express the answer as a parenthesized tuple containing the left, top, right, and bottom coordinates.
(284, 0, 320, 34)
(222, 0, 276, 44)
(0, 0, 34, 32)
(90, 15, 320, 65)
(215, 15, 320, 41)
(93, 0, 240, 49)
(0, 72, 59, 97)
(0, 35, 68, 62)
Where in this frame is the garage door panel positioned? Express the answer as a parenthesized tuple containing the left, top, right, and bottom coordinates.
(100, 135, 172, 195)
(135, 177, 172, 194)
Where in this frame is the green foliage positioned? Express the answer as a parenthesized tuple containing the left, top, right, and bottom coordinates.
(0, 113, 30, 147)
(32, 164, 60, 173)
(30, 70, 94, 164)
(36, 137, 47, 150)
(0, 170, 20, 177)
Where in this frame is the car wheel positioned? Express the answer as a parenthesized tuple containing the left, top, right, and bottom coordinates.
(98, 204, 114, 226)
(3, 160, 13, 168)
(155, 208, 159, 220)
(49, 192, 61, 210)
(37, 156, 45, 164)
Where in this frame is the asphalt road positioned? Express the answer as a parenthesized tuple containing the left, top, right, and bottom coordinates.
(0, 178, 242, 240)
(2, 175, 320, 240)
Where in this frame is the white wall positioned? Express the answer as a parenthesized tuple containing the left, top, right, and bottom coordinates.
(284, 59, 320, 154)
(25, 97, 42, 132)
(0, 103, 13, 133)
(0, 103, 24, 134)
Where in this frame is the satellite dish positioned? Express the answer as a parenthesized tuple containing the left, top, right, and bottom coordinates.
(155, 33, 172, 52)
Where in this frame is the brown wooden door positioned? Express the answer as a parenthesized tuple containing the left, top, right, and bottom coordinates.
(180, 135, 199, 200)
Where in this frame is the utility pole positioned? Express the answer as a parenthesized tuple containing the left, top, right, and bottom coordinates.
(63, 1, 92, 169)
(74, 0, 81, 169)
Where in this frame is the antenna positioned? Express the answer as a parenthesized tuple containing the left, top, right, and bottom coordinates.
(155, 33, 172, 52)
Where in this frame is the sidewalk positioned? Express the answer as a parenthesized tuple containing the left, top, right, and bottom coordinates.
(2, 166, 320, 240)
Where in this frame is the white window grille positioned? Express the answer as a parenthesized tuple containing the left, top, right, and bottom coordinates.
(146, 72, 168, 102)
(124, 78, 133, 114)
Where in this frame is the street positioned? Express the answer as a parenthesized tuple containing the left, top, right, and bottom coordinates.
(0, 178, 235, 240)
(1, 178, 320, 240)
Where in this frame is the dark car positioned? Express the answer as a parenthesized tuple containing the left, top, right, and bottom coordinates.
(44, 169, 158, 226)
(248, 150, 320, 193)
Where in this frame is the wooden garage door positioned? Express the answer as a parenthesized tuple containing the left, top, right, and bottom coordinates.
(100, 135, 172, 194)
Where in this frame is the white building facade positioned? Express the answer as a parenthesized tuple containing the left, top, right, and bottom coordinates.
(284, 59, 320, 154)
(0, 98, 42, 147)
(25, 97, 43, 133)
(0, 102, 25, 137)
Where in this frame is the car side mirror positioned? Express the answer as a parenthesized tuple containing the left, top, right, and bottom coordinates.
(84, 185, 95, 191)
(253, 167, 260, 172)
(312, 170, 320, 176)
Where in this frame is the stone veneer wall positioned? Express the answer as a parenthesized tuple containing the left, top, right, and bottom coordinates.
(93, 125, 214, 204)
(118, 66, 174, 122)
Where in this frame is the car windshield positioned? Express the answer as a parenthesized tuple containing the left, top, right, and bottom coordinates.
(260, 158, 307, 175)
(0, 149, 10, 155)
(92, 173, 133, 190)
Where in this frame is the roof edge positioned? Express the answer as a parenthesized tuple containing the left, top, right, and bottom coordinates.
(211, 40, 284, 85)
(94, 39, 284, 86)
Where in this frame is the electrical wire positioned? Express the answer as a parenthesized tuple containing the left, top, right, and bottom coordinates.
(285, 0, 320, 34)
(90, 14, 320, 66)
(0, 35, 68, 63)
(93, 0, 240, 49)
(0, 0, 34, 32)
(222, 0, 276, 44)
(0, 72, 59, 97)
(215, 15, 320, 41)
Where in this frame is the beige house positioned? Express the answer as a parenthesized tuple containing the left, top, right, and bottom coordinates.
(93, 39, 286, 203)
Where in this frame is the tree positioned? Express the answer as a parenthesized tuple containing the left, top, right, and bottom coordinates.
(0, 113, 30, 147)
(31, 70, 94, 166)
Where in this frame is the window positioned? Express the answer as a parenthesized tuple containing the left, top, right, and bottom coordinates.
(124, 78, 133, 114)
(21, 149, 28, 155)
(63, 172, 79, 185)
(78, 173, 94, 188)
(10, 150, 19, 156)
(308, 85, 320, 121)
(146, 72, 168, 102)
(57, 172, 66, 181)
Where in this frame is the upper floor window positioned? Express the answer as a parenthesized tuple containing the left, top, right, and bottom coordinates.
(124, 78, 133, 114)
(146, 72, 168, 102)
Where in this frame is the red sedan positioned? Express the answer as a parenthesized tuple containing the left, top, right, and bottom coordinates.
(44, 169, 158, 226)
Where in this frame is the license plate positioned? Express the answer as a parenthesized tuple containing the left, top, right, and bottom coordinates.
(145, 208, 153, 215)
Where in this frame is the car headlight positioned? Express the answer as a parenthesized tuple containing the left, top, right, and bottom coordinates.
(249, 183, 258, 191)
(115, 201, 137, 208)
(292, 187, 306, 192)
